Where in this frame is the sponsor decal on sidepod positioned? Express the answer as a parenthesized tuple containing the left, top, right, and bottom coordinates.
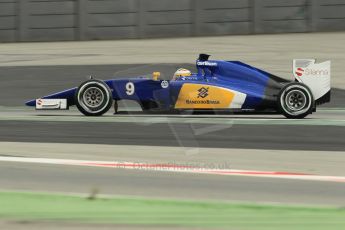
(175, 84, 234, 109)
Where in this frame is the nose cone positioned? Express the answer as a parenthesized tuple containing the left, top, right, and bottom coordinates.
(25, 99, 36, 106)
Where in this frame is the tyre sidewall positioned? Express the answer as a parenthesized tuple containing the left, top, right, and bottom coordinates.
(278, 83, 314, 119)
(75, 80, 113, 116)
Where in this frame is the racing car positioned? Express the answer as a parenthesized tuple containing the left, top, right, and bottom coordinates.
(26, 54, 331, 119)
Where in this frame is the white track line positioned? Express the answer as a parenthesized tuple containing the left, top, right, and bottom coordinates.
(1, 156, 345, 183)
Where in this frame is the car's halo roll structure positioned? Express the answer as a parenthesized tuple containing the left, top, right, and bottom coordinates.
(26, 54, 331, 119)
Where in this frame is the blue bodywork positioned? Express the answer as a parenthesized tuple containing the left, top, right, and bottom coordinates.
(26, 57, 288, 111)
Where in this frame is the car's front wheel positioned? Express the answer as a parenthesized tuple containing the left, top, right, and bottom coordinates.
(278, 83, 314, 119)
(75, 80, 113, 116)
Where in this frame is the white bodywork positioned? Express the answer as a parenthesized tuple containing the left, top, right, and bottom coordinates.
(293, 59, 331, 100)
(228, 89, 247, 109)
(36, 99, 68, 110)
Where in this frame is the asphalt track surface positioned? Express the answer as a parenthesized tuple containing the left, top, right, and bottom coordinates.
(1, 162, 345, 206)
(1, 142, 345, 206)
(1, 113, 345, 151)
(0, 64, 345, 206)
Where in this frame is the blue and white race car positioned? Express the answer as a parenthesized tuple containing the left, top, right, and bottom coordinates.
(26, 54, 331, 119)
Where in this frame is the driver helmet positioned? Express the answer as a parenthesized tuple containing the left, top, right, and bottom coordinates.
(173, 68, 191, 80)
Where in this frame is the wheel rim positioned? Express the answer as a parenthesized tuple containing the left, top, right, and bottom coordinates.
(82, 87, 104, 108)
(280, 85, 312, 116)
(77, 81, 111, 114)
(285, 90, 307, 111)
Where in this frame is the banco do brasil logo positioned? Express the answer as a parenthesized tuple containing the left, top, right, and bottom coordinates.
(197, 87, 209, 98)
(185, 86, 220, 105)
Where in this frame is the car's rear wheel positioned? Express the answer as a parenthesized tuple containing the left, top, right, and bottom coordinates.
(278, 83, 314, 119)
(75, 80, 113, 116)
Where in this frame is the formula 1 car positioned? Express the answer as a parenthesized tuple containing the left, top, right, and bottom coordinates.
(26, 54, 331, 119)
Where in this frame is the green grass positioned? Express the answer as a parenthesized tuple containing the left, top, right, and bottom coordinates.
(0, 191, 344, 229)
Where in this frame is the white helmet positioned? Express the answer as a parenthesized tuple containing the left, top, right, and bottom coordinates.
(173, 68, 191, 80)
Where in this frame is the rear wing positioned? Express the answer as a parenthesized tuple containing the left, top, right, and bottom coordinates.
(293, 59, 331, 104)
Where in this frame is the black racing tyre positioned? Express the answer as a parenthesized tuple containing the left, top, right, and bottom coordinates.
(75, 79, 113, 116)
(278, 83, 314, 119)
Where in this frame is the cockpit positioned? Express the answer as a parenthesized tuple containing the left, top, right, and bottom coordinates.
(172, 68, 192, 81)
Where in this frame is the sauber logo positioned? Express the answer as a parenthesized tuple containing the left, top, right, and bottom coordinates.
(295, 68, 304, 77)
(295, 67, 329, 77)
(293, 59, 330, 78)
(197, 87, 209, 98)
(161, 80, 169, 88)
